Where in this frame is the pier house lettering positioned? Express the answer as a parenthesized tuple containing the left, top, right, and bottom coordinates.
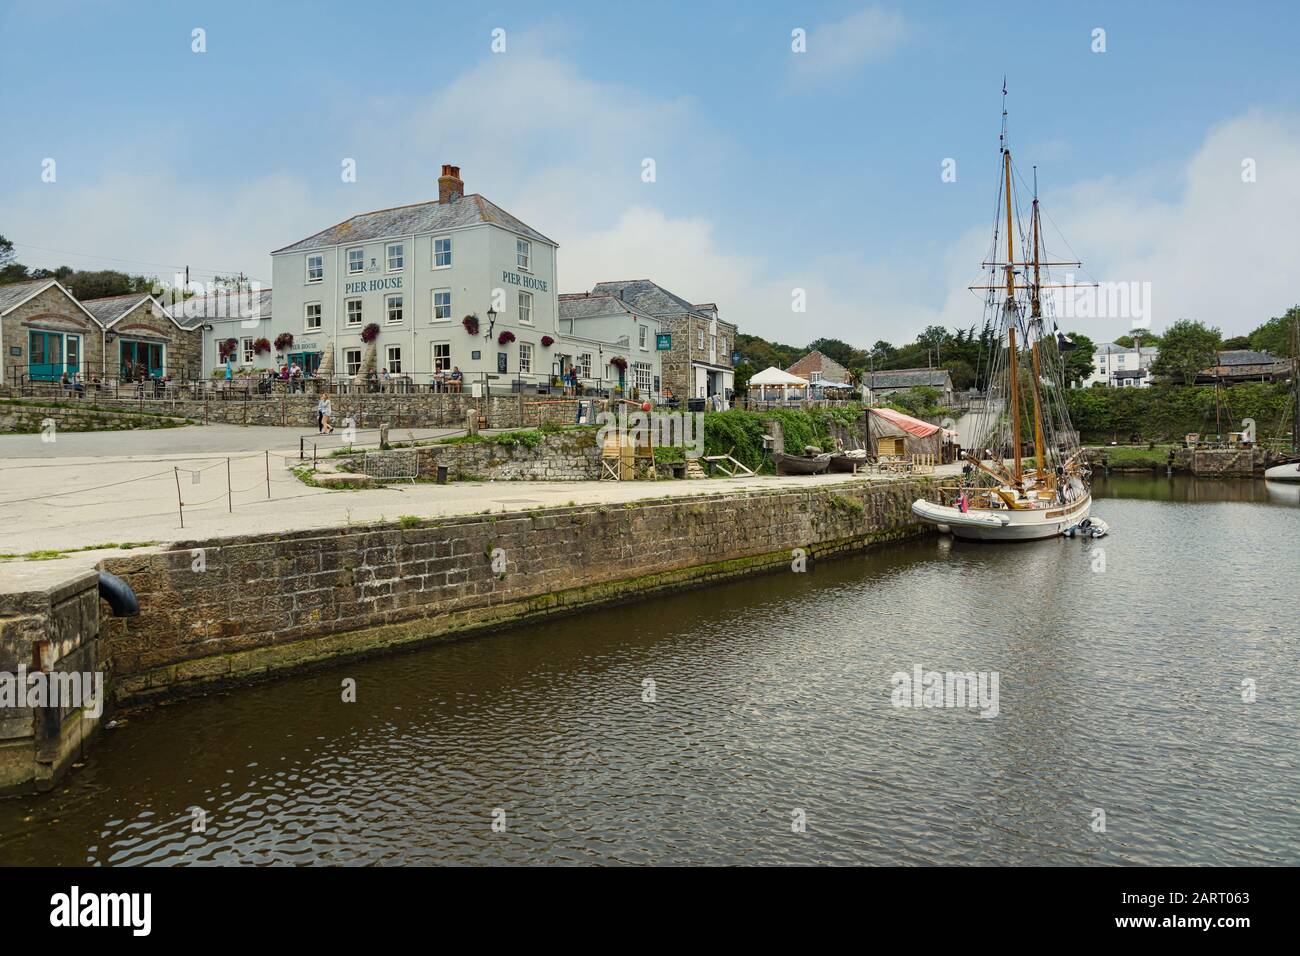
(501, 270, 548, 292)
(345, 277, 403, 294)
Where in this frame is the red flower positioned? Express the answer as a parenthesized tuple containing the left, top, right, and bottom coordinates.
(498, 330, 516, 345)
(462, 315, 480, 335)
(274, 332, 294, 351)
(540, 335, 554, 347)
(253, 337, 272, 355)
(360, 323, 380, 343)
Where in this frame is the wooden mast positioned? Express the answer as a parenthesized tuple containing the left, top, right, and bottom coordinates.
(1028, 190, 1048, 477)
(1003, 147, 1023, 482)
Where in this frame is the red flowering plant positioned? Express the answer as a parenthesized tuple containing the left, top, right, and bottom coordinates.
(462, 314, 479, 335)
(218, 338, 238, 361)
(610, 356, 628, 371)
(360, 323, 380, 344)
(497, 330, 516, 345)
(540, 335, 554, 347)
(274, 332, 294, 352)
(253, 337, 272, 355)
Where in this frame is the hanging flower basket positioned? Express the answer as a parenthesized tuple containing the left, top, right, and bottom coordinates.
(253, 337, 272, 355)
(360, 322, 380, 344)
(610, 356, 628, 371)
(274, 332, 294, 352)
(540, 335, 554, 347)
(497, 330, 516, 345)
(462, 314, 479, 335)
(218, 338, 238, 361)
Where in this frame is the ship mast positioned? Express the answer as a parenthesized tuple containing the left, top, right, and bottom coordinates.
(1028, 175, 1048, 479)
(1003, 144, 1023, 483)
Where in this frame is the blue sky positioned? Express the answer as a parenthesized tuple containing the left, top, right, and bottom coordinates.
(3, 0, 1299, 343)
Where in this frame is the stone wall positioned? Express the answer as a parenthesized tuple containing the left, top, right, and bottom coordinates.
(100, 478, 934, 702)
(345, 430, 602, 481)
(0, 566, 104, 795)
(0, 400, 187, 434)
(0, 390, 613, 431)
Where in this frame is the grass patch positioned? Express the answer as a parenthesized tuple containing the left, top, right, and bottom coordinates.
(0, 540, 161, 562)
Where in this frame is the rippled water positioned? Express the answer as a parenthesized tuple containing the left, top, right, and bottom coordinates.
(1, 475, 1296, 865)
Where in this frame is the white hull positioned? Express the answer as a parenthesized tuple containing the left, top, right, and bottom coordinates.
(912, 494, 1092, 542)
(1264, 462, 1300, 483)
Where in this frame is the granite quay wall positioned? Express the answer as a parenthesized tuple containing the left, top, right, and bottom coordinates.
(341, 430, 603, 481)
(100, 478, 935, 703)
(0, 391, 612, 431)
(0, 400, 187, 434)
(0, 567, 104, 795)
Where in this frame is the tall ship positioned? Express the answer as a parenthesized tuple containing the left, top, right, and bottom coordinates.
(912, 92, 1093, 541)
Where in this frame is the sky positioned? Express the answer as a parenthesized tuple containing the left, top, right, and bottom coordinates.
(3, 0, 1299, 346)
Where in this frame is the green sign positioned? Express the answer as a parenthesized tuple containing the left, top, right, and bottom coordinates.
(656, 333, 672, 350)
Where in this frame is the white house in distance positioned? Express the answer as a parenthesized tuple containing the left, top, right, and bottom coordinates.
(270, 165, 559, 389)
(1085, 341, 1159, 387)
(557, 290, 663, 396)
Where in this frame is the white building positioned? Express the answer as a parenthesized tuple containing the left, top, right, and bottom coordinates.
(558, 291, 663, 397)
(270, 165, 559, 390)
(1085, 342, 1159, 387)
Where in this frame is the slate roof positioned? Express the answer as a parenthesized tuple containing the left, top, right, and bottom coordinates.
(165, 288, 273, 329)
(0, 278, 60, 314)
(79, 293, 154, 326)
(589, 280, 705, 317)
(865, 368, 953, 389)
(271, 195, 555, 255)
(0, 278, 102, 323)
(1214, 349, 1278, 366)
(558, 292, 657, 323)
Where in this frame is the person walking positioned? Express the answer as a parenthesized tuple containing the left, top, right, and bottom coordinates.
(319, 395, 334, 435)
(315, 394, 328, 433)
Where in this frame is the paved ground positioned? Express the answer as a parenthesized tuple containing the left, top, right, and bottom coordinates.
(0, 423, 454, 459)
(0, 424, 964, 563)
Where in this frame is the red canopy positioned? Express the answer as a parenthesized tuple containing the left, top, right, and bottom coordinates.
(870, 406, 957, 439)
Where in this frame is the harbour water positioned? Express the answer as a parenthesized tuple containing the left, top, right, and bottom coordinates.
(0, 475, 1296, 865)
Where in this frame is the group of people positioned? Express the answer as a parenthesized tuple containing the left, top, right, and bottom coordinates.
(261, 362, 307, 393)
(427, 367, 464, 392)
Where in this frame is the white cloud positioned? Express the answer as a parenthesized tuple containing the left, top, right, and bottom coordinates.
(3, 34, 1295, 351)
(789, 6, 909, 87)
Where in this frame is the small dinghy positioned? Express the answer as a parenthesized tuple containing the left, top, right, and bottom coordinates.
(1063, 517, 1108, 539)
(774, 451, 832, 475)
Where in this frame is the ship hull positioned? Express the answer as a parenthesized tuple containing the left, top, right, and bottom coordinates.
(1264, 462, 1300, 483)
(913, 494, 1091, 542)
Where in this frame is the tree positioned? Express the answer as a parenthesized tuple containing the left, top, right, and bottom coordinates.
(1059, 331, 1096, 387)
(0, 235, 14, 270)
(1151, 319, 1221, 384)
(941, 357, 976, 390)
(1248, 306, 1299, 358)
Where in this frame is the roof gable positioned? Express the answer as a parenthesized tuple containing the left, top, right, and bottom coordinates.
(0, 278, 104, 325)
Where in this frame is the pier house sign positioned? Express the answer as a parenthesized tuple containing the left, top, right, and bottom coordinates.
(501, 270, 548, 292)
(345, 277, 402, 294)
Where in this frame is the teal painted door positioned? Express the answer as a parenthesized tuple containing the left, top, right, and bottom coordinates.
(65, 335, 80, 377)
(28, 331, 63, 381)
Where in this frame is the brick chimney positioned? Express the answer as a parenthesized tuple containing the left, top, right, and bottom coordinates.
(438, 164, 464, 203)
